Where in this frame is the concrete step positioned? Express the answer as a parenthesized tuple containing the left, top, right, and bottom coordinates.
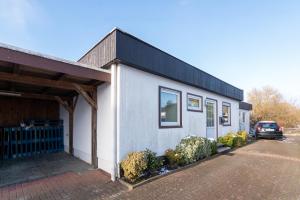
(217, 143, 225, 148)
(217, 146, 231, 154)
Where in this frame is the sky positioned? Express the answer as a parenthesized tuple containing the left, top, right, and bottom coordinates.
(0, 0, 300, 103)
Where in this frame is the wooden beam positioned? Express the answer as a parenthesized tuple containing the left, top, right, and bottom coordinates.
(54, 96, 72, 113)
(0, 71, 94, 91)
(68, 99, 74, 155)
(54, 96, 75, 156)
(10, 64, 20, 91)
(41, 72, 65, 94)
(73, 83, 97, 110)
(21, 93, 57, 101)
(91, 89, 98, 168)
(13, 64, 20, 74)
(0, 90, 69, 101)
(73, 95, 79, 109)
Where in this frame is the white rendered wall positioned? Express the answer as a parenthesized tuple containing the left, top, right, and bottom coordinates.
(59, 90, 114, 172)
(59, 105, 69, 153)
(239, 110, 251, 133)
(117, 64, 240, 161)
(59, 97, 92, 163)
(97, 83, 115, 174)
(73, 95, 92, 164)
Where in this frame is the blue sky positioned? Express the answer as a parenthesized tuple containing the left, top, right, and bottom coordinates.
(0, 0, 299, 103)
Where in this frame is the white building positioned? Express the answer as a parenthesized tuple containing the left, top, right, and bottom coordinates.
(76, 28, 252, 179)
(0, 28, 252, 181)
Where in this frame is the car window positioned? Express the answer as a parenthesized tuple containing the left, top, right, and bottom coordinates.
(260, 123, 278, 129)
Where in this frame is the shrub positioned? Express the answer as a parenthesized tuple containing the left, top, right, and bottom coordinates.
(175, 136, 212, 164)
(210, 140, 218, 155)
(218, 132, 237, 148)
(164, 149, 185, 168)
(237, 131, 248, 145)
(218, 131, 248, 148)
(144, 149, 163, 172)
(175, 136, 202, 164)
(120, 151, 147, 183)
(202, 138, 212, 158)
(235, 135, 244, 147)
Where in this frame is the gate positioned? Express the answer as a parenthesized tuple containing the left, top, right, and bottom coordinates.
(0, 125, 64, 160)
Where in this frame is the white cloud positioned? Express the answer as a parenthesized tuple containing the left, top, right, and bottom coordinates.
(0, 0, 41, 30)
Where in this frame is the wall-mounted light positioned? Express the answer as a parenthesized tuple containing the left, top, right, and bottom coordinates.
(0, 91, 21, 97)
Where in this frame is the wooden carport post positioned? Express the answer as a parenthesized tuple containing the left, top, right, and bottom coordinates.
(91, 88, 98, 168)
(55, 96, 78, 156)
(73, 83, 98, 168)
(68, 107, 74, 155)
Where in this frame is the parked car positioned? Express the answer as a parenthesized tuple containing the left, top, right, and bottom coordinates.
(254, 121, 283, 139)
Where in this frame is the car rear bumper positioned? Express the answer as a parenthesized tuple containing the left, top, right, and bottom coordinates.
(257, 132, 283, 139)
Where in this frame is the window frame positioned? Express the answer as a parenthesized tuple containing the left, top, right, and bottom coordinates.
(222, 102, 231, 126)
(206, 101, 215, 127)
(186, 93, 203, 112)
(159, 86, 182, 129)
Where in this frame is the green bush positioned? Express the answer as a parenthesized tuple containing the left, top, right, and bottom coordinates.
(235, 135, 244, 147)
(218, 131, 248, 148)
(120, 151, 147, 183)
(164, 149, 185, 168)
(210, 140, 218, 155)
(175, 136, 212, 164)
(144, 149, 163, 172)
(202, 138, 212, 158)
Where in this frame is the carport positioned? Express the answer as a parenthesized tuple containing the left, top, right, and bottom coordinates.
(0, 43, 111, 169)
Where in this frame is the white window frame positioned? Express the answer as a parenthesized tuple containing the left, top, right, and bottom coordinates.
(159, 86, 182, 128)
(222, 102, 231, 126)
(206, 101, 215, 127)
(187, 93, 203, 112)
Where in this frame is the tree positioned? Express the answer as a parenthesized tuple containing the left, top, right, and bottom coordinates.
(247, 86, 300, 128)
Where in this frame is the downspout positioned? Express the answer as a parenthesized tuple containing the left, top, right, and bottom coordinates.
(111, 63, 118, 181)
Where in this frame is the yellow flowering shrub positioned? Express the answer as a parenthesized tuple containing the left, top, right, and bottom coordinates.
(164, 149, 185, 168)
(237, 130, 248, 145)
(218, 131, 248, 148)
(120, 151, 147, 183)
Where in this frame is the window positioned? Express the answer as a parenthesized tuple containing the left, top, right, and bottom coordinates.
(206, 102, 215, 127)
(242, 112, 246, 123)
(159, 86, 182, 128)
(222, 102, 231, 126)
(187, 93, 203, 112)
(259, 122, 278, 129)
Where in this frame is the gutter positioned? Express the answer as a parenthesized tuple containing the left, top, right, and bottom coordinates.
(111, 63, 118, 181)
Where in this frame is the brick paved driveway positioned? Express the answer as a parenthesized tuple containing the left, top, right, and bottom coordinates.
(0, 170, 126, 200)
(2, 135, 300, 200)
(117, 135, 300, 200)
(0, 152, 93, 187)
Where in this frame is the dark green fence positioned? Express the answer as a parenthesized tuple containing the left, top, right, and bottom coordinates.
(0, 126, 64, 160)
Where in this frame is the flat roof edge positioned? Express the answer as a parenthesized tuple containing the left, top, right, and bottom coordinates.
(114, 29, 243, 92)
(239, 102, 253, 110)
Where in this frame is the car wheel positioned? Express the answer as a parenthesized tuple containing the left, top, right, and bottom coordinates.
(279, 136, 283, 140)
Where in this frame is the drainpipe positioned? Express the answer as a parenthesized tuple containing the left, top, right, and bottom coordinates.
(111, 63, 118, 181)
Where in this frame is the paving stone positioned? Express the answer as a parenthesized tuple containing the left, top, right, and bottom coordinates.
(2, 136, 300, 200)
(0, 170, 126, 200)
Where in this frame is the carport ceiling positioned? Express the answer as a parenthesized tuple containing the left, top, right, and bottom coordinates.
(0, 43, 111, 100)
